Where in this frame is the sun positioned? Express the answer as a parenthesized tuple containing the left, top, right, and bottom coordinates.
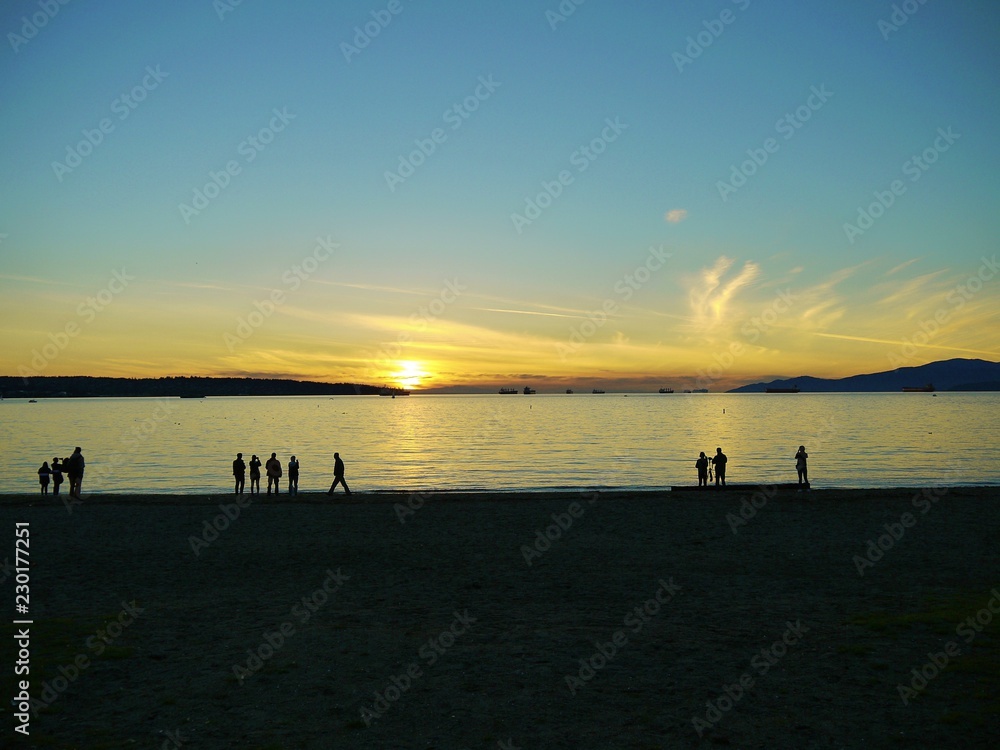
(393, 361, 429, 389)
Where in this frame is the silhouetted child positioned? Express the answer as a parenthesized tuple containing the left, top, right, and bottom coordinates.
(38, 461, 50, 494)
(695, 452, 709, 487)
(51, 457, 63, 495)
(795, 445, 809, 488)
(288, 456, 299, 496)
(249, 454, 262, 494)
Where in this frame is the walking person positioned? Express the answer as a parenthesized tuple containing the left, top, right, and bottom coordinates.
(50, 457, 63, 495)
(795, 445, 809, 488)
(695, 452, 709, 488)
(711, 447, 727, 487)
(37, 461, 51, 495)
(327, 452, 352, 496)
(249, 454, 262, 495)
(287, 455, 299, 497)
(265, 452, 282, 495)
(66, 446, 85, 498)
(233, 452, 246, 495)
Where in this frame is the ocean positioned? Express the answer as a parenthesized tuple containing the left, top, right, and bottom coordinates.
(1, 392, 997, 494)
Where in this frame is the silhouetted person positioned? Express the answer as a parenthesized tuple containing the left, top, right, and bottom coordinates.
(249, 454, 262, 494)
(327, 452, 352, 495)
(38, 461, 50, 494)
(712, 447, 727, 487)
(67, 447, 85, 498)
(233, 452, 246, 495)
(695, 452, 709, 487)
(265, 452, 282, 495)
(795, 445, 809, 488)
(288, 455, 299, 496)
(50, 457, 63, 495)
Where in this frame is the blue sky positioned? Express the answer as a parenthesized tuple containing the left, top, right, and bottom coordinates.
(1, 0, 998, 390)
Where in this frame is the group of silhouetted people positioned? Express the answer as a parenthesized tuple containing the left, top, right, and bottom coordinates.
(231, 451, 350, 497)
(37, 447, 85, 498)
(694, 446, 809, 488)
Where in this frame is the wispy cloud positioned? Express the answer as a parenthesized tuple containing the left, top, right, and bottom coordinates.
(664, 208, 688, 224)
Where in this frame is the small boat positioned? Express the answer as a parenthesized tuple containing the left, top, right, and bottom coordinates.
(523, 386, 536, 395)
(902, 384, 935, 392)
(499, 388, 518, 394)
(692, 388, 709, 393)
(28, 399, 37, 403)
(379, 388, 410, 396)
(592, 389, 605, 394)
(766, 387, 799, 393)
(566, 389, 574, 394)
(658, 388, 674, 394)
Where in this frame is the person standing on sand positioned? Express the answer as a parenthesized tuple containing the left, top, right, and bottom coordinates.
(795, 445, 809, 488)
(265, 452, 282, 495)
(51, 457, 63, 495)
(38, 461, 51, 494)
(249, 454, 262, 494)
(233, 452, 246, 495)
(327, 452, 352, 496)
(712, 447, 727, 487)
(288, 455, 299, 496)
(695, 452, 709, 487)
(67, 447, 85, 498)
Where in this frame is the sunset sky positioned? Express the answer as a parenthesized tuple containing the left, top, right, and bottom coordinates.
(1, 0, 998, 391)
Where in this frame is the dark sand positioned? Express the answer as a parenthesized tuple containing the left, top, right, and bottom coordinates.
(1, 487, 998, 748)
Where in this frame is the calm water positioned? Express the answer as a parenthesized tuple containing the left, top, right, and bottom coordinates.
(0, 393, 997, 494)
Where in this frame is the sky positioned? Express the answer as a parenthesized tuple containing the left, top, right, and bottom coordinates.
(1, 0, 998, 392)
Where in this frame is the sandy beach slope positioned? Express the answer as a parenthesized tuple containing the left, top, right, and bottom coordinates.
(1, 487, 998, 748)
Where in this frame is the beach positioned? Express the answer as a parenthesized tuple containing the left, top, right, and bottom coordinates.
(1, 487, 998, 748)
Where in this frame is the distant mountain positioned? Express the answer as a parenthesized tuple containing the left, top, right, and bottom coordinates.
(0, 376, 384, 399)
(729, 358, 1000, 393)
